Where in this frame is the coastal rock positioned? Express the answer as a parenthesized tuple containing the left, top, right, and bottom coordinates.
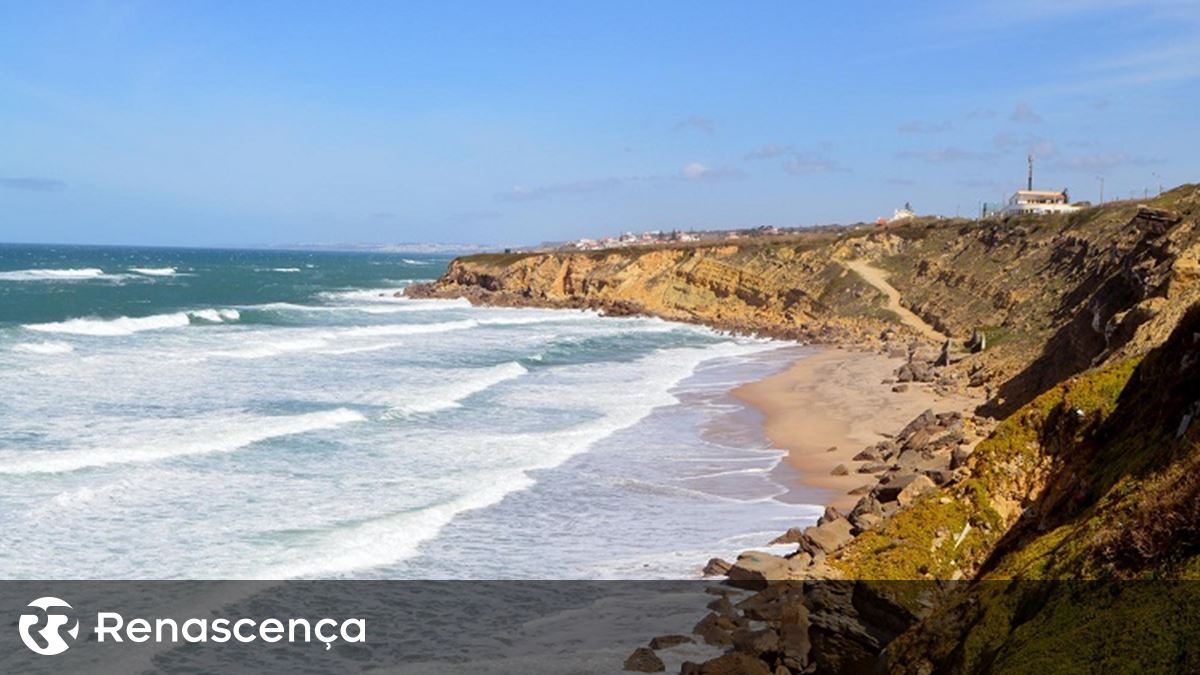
(853, 447, 882, 462)
(830, 463, 849, 476)
(800, 517, 855, 554)
(693, 612, 739, 646)
(731, 627, 781, 657)
(694, 653, 773, 675)
(858, 462, 890, 474)
(818, 506, 844, 525)
(779, 622, 812, 668)
(852, 512, 884, 532)
(648, 634, 694, 650)
(848, 483, 873, 496)
(623, 647, 665, 672)
(702, 558, 732, 576)
(707, 595, 737, 617)
(951, 446, 974, 469)
(727, 551, 805, 584)
(896, 474, 936, 507)
(769, 527, 804, 545)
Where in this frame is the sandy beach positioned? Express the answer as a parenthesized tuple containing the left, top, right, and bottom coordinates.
(734, 348, 977, 510)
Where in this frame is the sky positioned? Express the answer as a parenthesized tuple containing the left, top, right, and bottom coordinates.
(1, 1, 1198, 248)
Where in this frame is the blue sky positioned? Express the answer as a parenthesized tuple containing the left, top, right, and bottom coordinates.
(1, 1, 1197, 247)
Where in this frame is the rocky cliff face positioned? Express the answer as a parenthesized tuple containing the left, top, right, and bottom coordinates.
(414, 231, 908, 344)
(416, 185, 1200, 417)
(416, 185, 1200, 672)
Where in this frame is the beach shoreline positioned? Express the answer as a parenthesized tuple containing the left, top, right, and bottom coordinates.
(732, 346, 979, 511)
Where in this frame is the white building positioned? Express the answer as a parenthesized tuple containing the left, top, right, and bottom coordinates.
(1001, 190, 1081, 216)
(889, 203, 916, 223)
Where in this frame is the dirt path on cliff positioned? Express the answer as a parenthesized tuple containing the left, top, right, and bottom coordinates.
(843, 259, 948, 343)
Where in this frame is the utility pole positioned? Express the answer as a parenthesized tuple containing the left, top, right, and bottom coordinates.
(1027, 154, 1034, 191)
(1152, 172, 1163, 195)
(1097, 176, 1104, 204)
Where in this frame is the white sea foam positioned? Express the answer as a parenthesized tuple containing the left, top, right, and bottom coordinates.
(188, 308, 241, 323)
(0, 267, 107, 281)
(11, 341, 75, 355)
(24, 308, 240, 335)
(384, 362, 528, 415)
(341, 319, 479, 338)
(0, 408, 366, 475)
(318, 288, 411, 303)
(128, 267, 177, 276)
(401, 258, 432, 265)
(270, 267, 301, 272)
(24, 312, 192, 336)
(257, 341, 776, 578)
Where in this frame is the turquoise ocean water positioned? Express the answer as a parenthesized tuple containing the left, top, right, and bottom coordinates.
(0, 243, 819, 579)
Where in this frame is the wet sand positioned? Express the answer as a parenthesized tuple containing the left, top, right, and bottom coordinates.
(733, 348, 974, 510)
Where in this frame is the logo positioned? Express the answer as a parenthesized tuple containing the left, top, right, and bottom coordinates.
(19, 597, 80, 656)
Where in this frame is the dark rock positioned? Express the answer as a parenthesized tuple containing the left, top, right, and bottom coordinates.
(680, 663, 702, 675)
(892, 384, 910, 393)
(825, 445, 838, 453)
(623, 646, 665, 672)
(830, 463, 849, 476)
(649, 634, 694, 650)
(695, 652, 773, 675)
(848, 483, 873, 496)
(707, 594, 737, 617)
(732, 627, 781, 656)
(779, 622, 812, 668)
(693, 612, 737, 646)
(875, 473, 923, 502)
(898, 409, 936, 438)
(853, 447, 882, 462)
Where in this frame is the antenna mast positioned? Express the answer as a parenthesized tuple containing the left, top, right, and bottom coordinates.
(1027, 154, 1034, 191)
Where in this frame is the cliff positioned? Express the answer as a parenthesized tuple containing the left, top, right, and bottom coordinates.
(415, 184, 1200, 414)
(411, 183, 1200, 672)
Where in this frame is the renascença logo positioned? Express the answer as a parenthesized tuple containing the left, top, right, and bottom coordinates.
(16, 596, 366, 655)
(19, 597, 80, 656)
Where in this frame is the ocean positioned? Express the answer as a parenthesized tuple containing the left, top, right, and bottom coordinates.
(0, 243, 820, 579)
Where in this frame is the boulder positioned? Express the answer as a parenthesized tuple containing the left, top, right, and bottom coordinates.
(818, 506, 843, 525)
(951, 446, 974, 469)
(727, 551, 804, 584)
(731, 628, 781, 657)
(847, 483, 873, 496)
(853, 447, 882, 462)
(896, 474, 936, 507)
(623, 646, 665, 672)
(695, 652, 773, 675)
(779, 622, 812, 668)
(892, 384, 910, 393)
(693, 612, 738, 646)
(707, 594, 737, 617)
(830, 463, 849, 476)
(648, 634, 693, 650)
(857, 462, 890, 474)
(851, 512, 884, 532)
(875, 473, 923, 503)
(702, 558, 732, 576)
(769, 527, 804, 545)
(801, 517, 855, 554)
